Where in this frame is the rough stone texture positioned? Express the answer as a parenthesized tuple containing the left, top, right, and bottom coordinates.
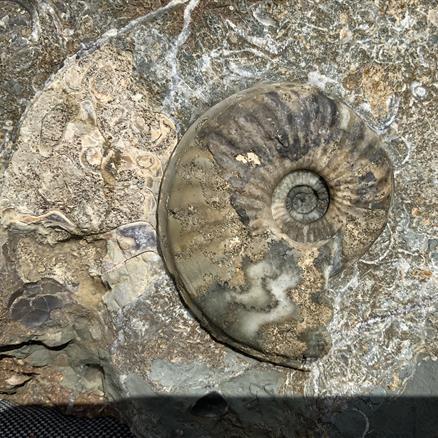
(0, 0, 437, 436)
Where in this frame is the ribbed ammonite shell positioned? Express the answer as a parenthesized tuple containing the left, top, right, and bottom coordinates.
(158, 83, 393, 369)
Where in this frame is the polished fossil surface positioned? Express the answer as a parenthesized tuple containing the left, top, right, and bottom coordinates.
(158, 83, 393, 369)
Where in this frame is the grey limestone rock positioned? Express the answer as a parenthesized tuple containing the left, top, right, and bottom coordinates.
(0, 0, 437, 436)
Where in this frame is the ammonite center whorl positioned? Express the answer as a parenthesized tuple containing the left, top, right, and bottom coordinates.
(158, 83, 393, 369)
(274, 170, 330, 226)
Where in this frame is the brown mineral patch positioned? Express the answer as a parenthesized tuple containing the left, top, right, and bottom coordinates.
(259, 321, 308, 359)
(0, 357, 36, 394)
(344, 65, 400, 116)
(2, 364, 65, 404)
(2, 362, 109, 415)
(378, 0, 420, 19)
(9, 233, 106, 311)
(412, 207, 421, 217)
(410, 268, 433, 280)
(76, 273, 108, 309)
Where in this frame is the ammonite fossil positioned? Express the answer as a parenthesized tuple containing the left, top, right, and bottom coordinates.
(158, 83, 393, 369)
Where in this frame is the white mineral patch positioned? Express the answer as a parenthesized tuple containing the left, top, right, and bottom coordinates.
(235, 152, 261, 166)
(232, 260, 298, 338)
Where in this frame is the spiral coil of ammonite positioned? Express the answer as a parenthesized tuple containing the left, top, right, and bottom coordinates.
(158, 83, 393, 370)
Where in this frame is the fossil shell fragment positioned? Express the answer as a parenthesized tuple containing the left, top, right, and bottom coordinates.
(158, 83, 393, 369)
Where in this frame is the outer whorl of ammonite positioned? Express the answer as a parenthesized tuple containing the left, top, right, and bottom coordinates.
(158, 83, 393, 370)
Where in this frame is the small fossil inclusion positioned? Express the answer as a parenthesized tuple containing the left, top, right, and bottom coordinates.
(8, 278, 67, 328)
(158, 83, 393, 369)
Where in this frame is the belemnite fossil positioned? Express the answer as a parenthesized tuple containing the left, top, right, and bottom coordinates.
(158, 83, 393, 370)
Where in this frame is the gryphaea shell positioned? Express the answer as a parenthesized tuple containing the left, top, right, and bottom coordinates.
(158, 83, 393, 369)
